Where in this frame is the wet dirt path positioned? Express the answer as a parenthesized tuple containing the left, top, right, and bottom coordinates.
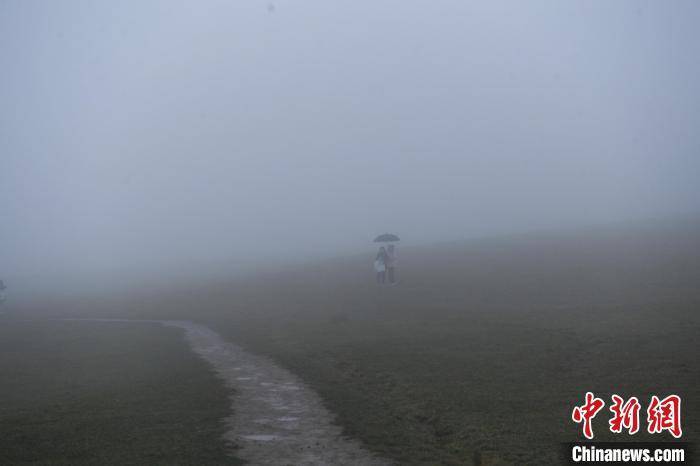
(63, 318, 389, 466)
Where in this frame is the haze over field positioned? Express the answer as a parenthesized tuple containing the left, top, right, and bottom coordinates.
(2, 4, 700, 463)
(2, 0, 699, 288)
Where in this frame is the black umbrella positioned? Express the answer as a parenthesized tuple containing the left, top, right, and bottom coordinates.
(374, 233, 400, 243)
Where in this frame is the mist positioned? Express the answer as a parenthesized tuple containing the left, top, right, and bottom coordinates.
(2, 0, 699, 288)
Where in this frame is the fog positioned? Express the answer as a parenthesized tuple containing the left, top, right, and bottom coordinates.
(2, 0, 699, 288)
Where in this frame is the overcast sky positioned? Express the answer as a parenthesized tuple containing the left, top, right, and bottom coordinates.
(1, 0, 699, 279)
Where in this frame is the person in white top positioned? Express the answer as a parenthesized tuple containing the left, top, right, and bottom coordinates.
(374, 247, 388, 284)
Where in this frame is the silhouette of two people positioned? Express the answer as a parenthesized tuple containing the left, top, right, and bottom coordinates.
(374, 244, 397, 285)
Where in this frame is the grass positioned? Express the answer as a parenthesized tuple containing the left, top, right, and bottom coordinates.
(0, 320, 240, 465)
(10, 219, 700, 465)
(192, 222, 700, 464)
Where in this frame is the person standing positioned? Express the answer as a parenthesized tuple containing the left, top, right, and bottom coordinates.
(374, 247, 388, 285)
(385, 244, 397, 284)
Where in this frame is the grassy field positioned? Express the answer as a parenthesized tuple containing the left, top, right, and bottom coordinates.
(197, 222, 699, 465)
(10, 219, 700, 465)
(0, 320, 240, 465)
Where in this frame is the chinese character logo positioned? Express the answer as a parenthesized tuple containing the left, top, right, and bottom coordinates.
(647, 395, 682, 438)
(572, 392, 606, 439)
(572, 392, 683, 439)
(609, 394, 641, 435)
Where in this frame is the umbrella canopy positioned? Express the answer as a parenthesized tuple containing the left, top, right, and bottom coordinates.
(374, 233, 400, 243)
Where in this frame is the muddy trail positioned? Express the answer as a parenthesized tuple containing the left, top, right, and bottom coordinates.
(61, 319, 388, 466)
